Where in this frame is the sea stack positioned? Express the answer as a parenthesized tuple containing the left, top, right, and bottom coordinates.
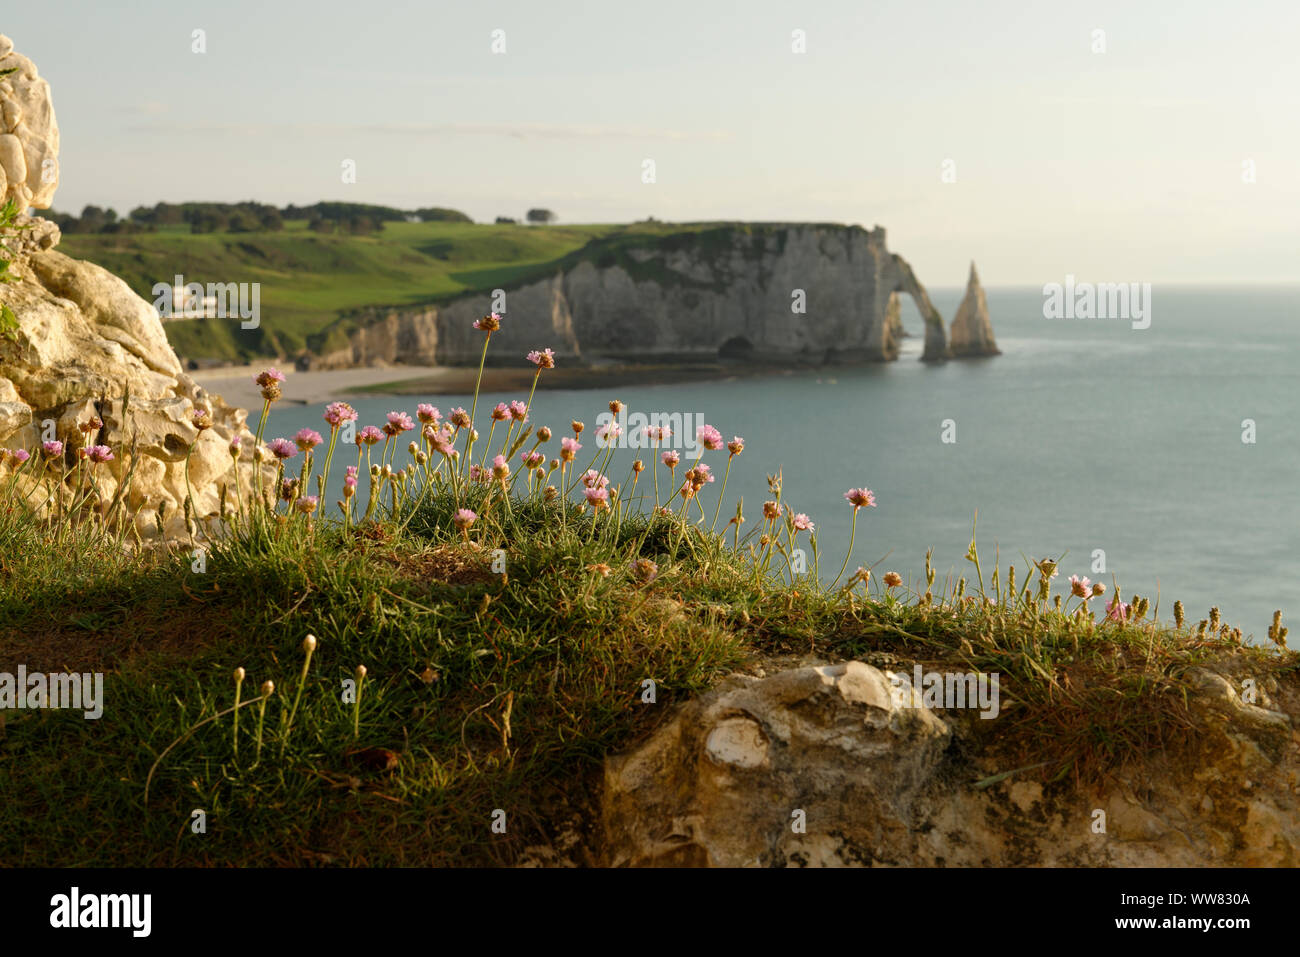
(948, 262, 1000, 357)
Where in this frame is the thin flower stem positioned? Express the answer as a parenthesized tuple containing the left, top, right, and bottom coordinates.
(464, 335, 491, 476)
(831, 508, 859, 589)
(710, 455, 734, 533)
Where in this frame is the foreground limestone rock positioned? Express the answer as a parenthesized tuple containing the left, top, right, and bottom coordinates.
(602, 660, 1298, 866)
(0, 34, 58, 209)
(1, 246, 264, 538)
(948, 262, 1000, 357)
(309, 225, 968, 369)
(0, 34, 260, 539)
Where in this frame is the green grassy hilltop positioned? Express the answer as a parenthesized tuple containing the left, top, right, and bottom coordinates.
(60, 221, 618, 363)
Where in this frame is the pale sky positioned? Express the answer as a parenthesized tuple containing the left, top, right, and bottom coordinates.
(8, 0, 1299, 284)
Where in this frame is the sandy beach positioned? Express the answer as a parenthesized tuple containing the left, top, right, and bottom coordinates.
(193, 360, 774, 410)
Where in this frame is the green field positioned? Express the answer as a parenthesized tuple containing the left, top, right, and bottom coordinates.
(58, 220, 737, 365)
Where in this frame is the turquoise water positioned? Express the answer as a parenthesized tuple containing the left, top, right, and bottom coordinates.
(260, 284, 1300, 640)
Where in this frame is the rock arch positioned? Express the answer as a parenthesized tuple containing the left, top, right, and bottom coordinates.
(885, 255, 949, 362)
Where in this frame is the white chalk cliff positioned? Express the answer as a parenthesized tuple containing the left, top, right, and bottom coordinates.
(310, 225, 1000, 369)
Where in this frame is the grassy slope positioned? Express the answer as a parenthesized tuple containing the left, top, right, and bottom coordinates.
(0, 485, 1293, 866)
(58, 220, 822, 364)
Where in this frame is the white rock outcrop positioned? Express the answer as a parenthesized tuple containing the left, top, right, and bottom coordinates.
(0, 34, 58, 209)
(0, 34, 262, 539)
(601, 660, 1299, 867)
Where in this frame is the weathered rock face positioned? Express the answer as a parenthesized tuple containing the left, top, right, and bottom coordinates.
(948, 262, 1000, 357)
(319, 225, 977, 368)
(0, 35, 261, 539)
(1, 246, 265, 538)
(601, 660, 1299, 867)
(303, 306, 440, 371)
(0, 35, 58, 209)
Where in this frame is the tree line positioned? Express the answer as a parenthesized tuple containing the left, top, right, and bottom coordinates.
(46, 201, 474, 235)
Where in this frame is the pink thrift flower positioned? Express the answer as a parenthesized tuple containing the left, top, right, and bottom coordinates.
(844, 488, 876, 509)
(429, 429, 454, 455)
(521, 450, 545, 468)
(80, 445, 114, 464)
(509, 400, 528, 422)
(6, 448, 31, 465)
(384, 411, 415, 436)
(454, 508, 477, 530)
(294, 428, 324, 452)
(697, 424, 723, 451)
(492, 455, 510, 480)
(560, 437, 581, 461)
(789, 511, 814, 533)
(473, 313, 502, 332)
(254, 367, 286, 387)
(490, 403, 510, 421)
(356, 425, 384, 446)
(581, 469, 609, 489)
(583, 486, 610, 510)
(449, 407, 471, 429)
(42, 440, 64, 458)
(661, 450, 680, 468)
(1070, 574, 1092, 599)
(295, 495, 319, 514)
(727, 437, 745, 456)
(1106, 597, 1130, 622)
(416, 403, 441, 424)
(527, 348, 555, 369)
(269, 437, 298, 459)
(323, 401, 358, 427)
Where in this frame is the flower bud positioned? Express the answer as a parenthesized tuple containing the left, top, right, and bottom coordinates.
(302, 634, 318, 653)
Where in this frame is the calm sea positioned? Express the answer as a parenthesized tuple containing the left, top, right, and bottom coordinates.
(261, 284, 1300, 640)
